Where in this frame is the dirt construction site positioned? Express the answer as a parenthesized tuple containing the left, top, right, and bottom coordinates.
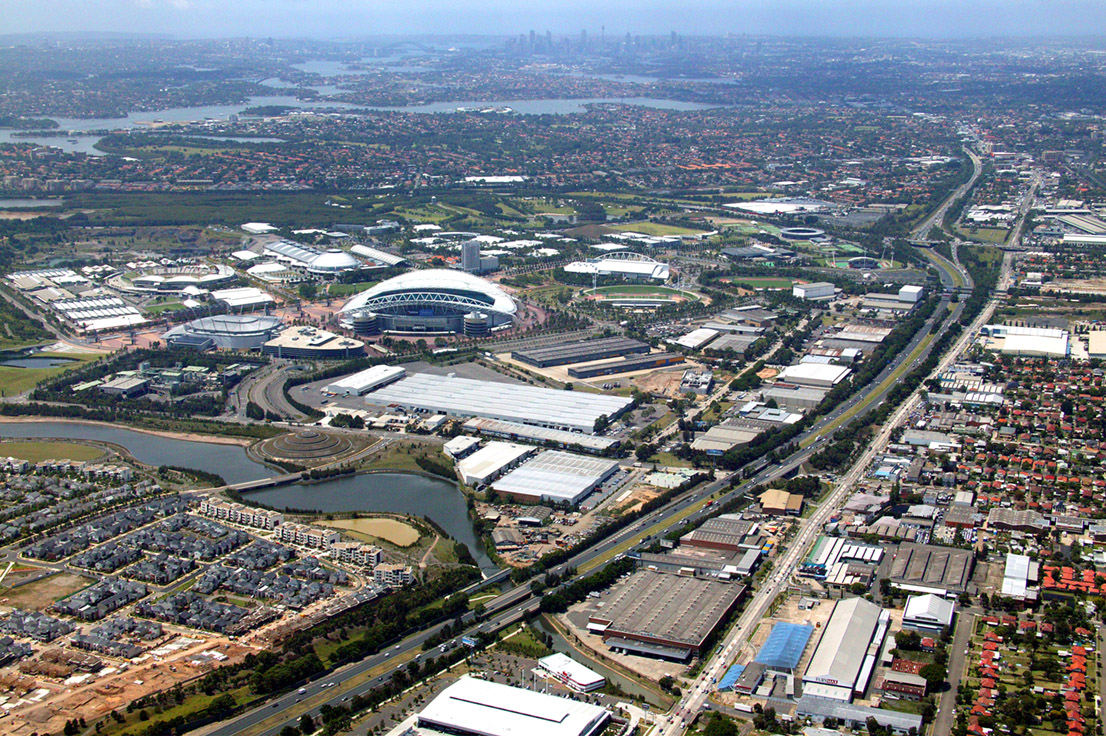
(1, 633, 257, 736)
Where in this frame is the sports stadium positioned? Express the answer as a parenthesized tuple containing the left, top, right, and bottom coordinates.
(162, 314, 283, 350)
(339, 269, 517, 336)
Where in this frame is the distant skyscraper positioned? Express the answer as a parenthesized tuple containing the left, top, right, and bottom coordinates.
(461, 240, 480, 273)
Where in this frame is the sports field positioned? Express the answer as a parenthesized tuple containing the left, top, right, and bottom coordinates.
(584, 285, 698, 301)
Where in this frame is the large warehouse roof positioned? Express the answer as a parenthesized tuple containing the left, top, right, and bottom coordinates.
(491, 451, 619, 505)
(417, 677, 610, 736)
(366, 373, 633, 433)
(340, 269, 517, 317)
(776, 363, 851, 387)
(462, 417, 618, 453)
(588, 570, 745, 651)
(754, 622, 814, 671)
(803, 597, 883, 689)
(888, 543, 974, 595)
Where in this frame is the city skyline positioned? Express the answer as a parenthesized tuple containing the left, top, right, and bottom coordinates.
(4, 0, 1106, 39)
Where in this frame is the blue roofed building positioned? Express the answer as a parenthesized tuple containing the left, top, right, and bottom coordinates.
(754, 622, 814, 673)
(717, 663, 746, 692)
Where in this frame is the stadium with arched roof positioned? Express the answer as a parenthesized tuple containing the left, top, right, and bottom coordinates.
(339, 269, 517, 335)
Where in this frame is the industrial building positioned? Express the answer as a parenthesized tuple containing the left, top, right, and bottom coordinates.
(672, 328, 720, 350)
(981, 324, 1070, 358)
(760, 384, 828, 411)
(754, 622, 814, 673)
(774, 363, 851, 388)
(490, 451, 620, 505)
(801, 597, 889, 702)
(902, 594, 955, 634)
(455, 442, 534, 486)
(799, 536, 883, 580)
(887, 543, 974, 597)
(566, 352, 684, 378)
(587, 570, 745, 661)
(795, 698, 923, 734)
(898, 285, 924, 302)
(691, 425, 762, 455)
(680, 516, 761, 553)
(793, 282, 835, 300)
(325, 365, 407, 397)
(512, 336, 650, 368)
(462, 417, 618, 454)
(1000, 552, 1039, 601)
(416, 677, 610, 736)
(365, 373, 633, 433)
(163, 315, 283, 351)
(536, 653, 605, 693)
(262, 326, 365, 359)
(706, 333, 760, 353)
(758, 488, 804, 515)
(340, 269, 516, 335)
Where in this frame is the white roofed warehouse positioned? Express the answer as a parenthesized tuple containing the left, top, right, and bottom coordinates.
(340, 269, 517, 336)
(801, 597, 890, 702)
(491, 451, 620, 505)
(366, 373, 633, 433)
(537, 653, 605, 693)
(416, 677, 610, 736)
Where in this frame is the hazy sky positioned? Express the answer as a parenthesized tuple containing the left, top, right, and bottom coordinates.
(4, 0, 1106, 39)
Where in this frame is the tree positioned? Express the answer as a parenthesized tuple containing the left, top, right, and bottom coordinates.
(298, 282, 318, 300)
(919, 662, 948, 688)
(281, 728, 300, 736)
(300, 714, 315, 735)
(895, 630, 921, 651)
(593, 414, 609, 433)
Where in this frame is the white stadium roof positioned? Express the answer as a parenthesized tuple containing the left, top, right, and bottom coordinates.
(340, 269, 517, 318)
(417, 677, 609, 736)
(307, 249, 361, 273)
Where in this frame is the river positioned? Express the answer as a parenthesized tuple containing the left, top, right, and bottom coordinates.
(1, 93, 717, 156)
(243, 472, 494, 572)
(0, 95, 359, 155)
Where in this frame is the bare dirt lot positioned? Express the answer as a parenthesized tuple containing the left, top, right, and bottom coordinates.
(0, 572, 93, 611)
(318, 517, 421, 546)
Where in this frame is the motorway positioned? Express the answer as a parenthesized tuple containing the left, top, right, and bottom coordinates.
(914, 146, 983, 242)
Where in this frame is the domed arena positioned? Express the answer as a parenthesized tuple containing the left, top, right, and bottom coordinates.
(339, 269, 517, 335)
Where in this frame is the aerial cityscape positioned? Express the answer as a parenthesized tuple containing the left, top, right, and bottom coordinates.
(0, 12, 1104, 736)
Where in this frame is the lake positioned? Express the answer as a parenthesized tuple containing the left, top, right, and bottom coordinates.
(0, 356, 76, 369)
(0, 198, 64, 209)
(243, 472, 494, 572)
(0, 421, 273, 486)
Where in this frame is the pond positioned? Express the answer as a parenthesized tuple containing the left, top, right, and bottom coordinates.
(0, 357, 76, 369)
